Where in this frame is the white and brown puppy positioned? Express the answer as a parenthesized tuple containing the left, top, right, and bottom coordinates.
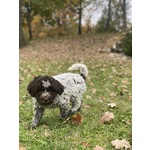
(27, 63, 88, 129)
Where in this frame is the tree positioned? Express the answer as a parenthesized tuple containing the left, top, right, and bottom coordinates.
(25, 2, 32, 40)
(96, 0, 131, 33)
(66, 0, 94, 34)
(122, 0, 127, 31)
(19, 0, 25, 48)
(105, 0, 112, 31)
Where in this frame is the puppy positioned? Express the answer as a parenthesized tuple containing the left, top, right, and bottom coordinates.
(27, 63, 88, 129)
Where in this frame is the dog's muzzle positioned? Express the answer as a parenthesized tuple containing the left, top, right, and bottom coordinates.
(41, 91, 51, 102)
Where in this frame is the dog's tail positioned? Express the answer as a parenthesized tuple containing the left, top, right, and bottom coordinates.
(68, 63, 88, 80)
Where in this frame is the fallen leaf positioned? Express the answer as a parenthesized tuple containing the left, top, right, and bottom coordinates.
(122, 89, 128, 93)
(44, 130, 51, 137)
(125, 120, 131, 125)
(99, 112, 115, 124)
(19, 77, 24, 84)
(81, 142, 91, 147)
(107, 103, 117, 108)
(84, 105, 92, 109)
(121, 79, 129, 84)
(19, 144, 26, 150)
(86, 95, 92, 99)
(101, 68, 106, 71)
(129, 96, 132, 101)
(112, 82, 117, 87)
(121, 85, 128, 89)
(91, 88, 97, 94)
(93, 145, 105, 150)
(89, 82, 94, 86)
(111, 139, 131, 149)
(110, 93, 116, 97)
(99, 96, 107, 102)
(71, 113, 83, 125)
(109, 76, 113, 78)
(19, 100, 23, 105)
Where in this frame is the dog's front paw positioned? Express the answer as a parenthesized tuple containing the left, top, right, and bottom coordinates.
(27, 124, 36, 130)
(68, 110, 76, 115)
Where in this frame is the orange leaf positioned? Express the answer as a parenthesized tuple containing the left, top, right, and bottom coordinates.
(71, 113, 83, 125)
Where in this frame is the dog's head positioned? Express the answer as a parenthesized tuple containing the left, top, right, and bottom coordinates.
(27, 76, 64, 105)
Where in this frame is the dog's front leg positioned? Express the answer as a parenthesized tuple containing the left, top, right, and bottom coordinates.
(28, 106, 45, 130)
(59, 104, 69, 119)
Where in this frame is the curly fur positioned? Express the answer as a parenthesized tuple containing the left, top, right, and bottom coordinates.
(27, 63, 88, 129)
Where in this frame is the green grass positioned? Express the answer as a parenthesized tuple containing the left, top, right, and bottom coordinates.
(19, 34, 132, 150)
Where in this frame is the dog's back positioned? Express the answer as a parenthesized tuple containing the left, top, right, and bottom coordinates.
(53, 73, 86, 96)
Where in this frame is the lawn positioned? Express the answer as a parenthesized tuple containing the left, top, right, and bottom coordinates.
(19, 34, 132, 150)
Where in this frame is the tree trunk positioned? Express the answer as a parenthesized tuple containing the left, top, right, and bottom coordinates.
(122, 0, 127, 32)
(78, 8, 82, 34)
(78, 0, 82, 35)
(19, 0, 25, 48)
(26, 2, 32, 40)
(105, 0, 112, 31)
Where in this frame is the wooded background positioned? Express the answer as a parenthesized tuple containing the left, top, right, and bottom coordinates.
(19, 0, 132, 48)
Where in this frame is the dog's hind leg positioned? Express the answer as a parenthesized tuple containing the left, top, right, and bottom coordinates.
(69, 96, 82, 115)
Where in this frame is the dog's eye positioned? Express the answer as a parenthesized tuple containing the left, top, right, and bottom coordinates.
(47, 86, 54, 91)
(39, 86, 45, 91)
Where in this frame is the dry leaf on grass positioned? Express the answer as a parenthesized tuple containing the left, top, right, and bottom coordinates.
(121, 85, 128, 89)
(81, 142, 91, 147)
(99, 111, 115, 124)
(19, 144, 26, 150)
(71, 113, 83, 125)
(112, 82, 117, 88)
(84, 105, 92, 109)
(107, 103, 117, 108)
(91, 88, 97, 94)
(93, 145, 105, 150)
(99, 96, 107, 102)
(121, 79, 129, 84)
(19, 100, 23, 105)
(85, 95, 92, 99)
(129, 96, 132, 101)
(89, 81, 94, 86)
(110, 93, 116, 97)
(111, 139, 131, 149)
(122, 89, 128, 93)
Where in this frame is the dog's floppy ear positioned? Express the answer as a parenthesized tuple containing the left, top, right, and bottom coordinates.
(48, 77, 64, 95)
(27, 76, 42, 97)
